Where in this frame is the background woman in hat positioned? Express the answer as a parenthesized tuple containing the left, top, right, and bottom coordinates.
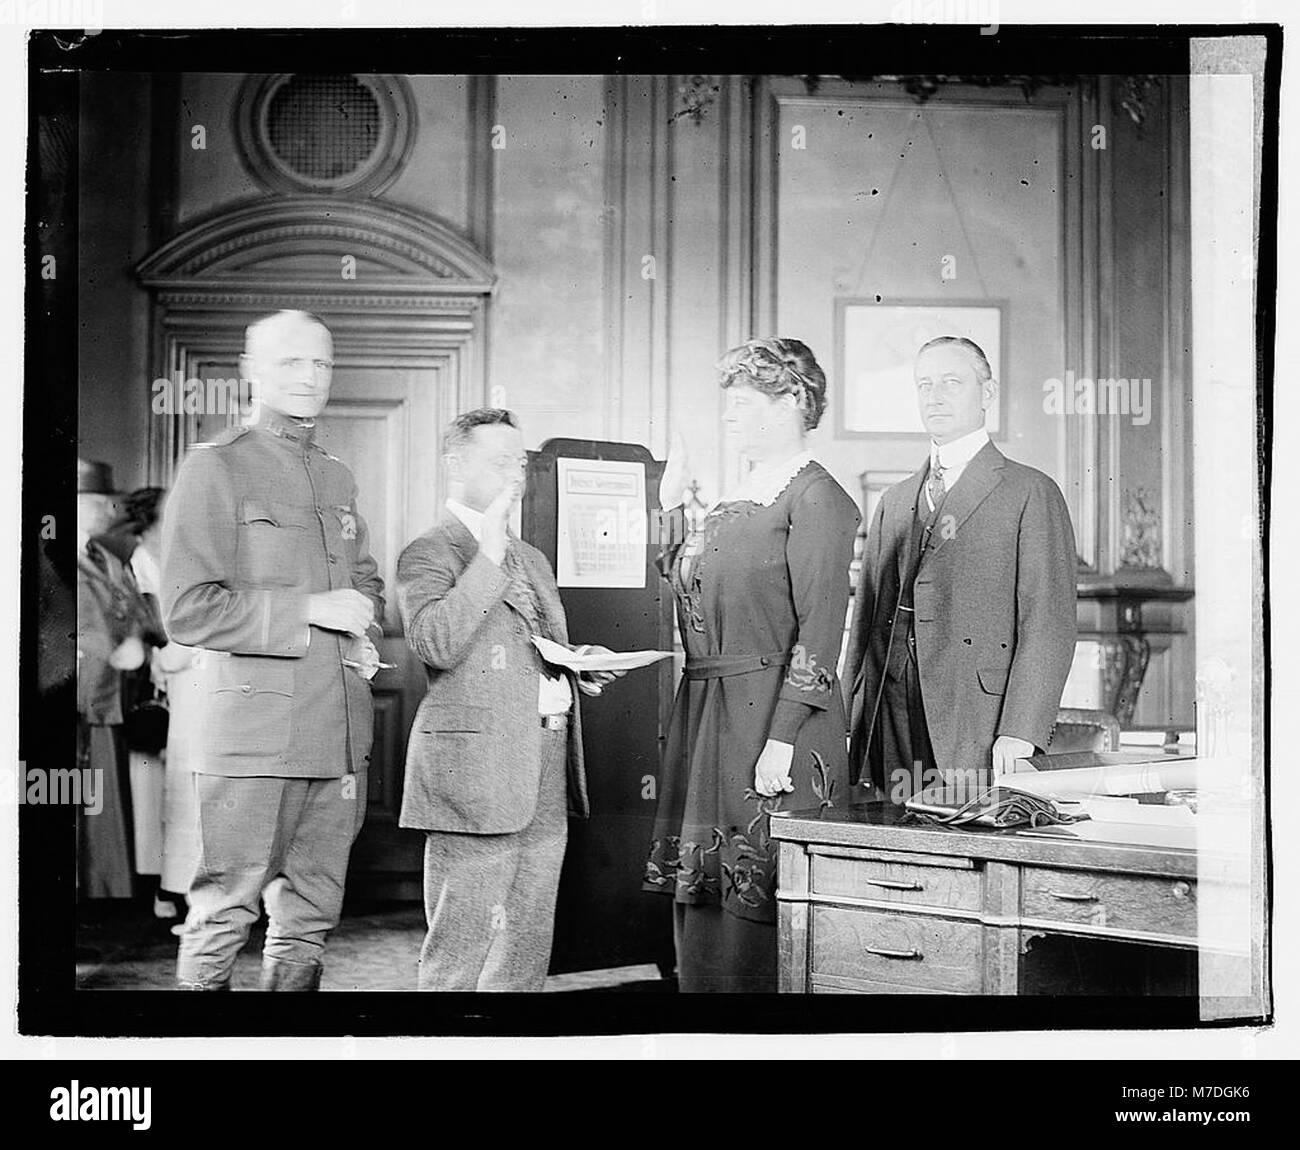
(76, 459, 164, 899)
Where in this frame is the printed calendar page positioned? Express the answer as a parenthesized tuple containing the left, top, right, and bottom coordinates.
(555, 457, 648, 588)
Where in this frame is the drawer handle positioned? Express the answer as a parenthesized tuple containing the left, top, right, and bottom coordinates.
(864, 879, 924, 891)
(862, 946, 924, 960)
(1048, 890, 1099, 902)
(1172, 881, 1192, 900)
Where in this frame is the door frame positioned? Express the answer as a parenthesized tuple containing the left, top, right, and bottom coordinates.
(135, 194, 495, 487)
(135, 195, 496, 900)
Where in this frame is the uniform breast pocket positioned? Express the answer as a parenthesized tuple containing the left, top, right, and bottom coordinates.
(204, 659, 295, 760)
(236, 500, 308, 587)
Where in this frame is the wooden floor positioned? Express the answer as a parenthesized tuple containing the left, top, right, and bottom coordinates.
(75, 899, 674, 992)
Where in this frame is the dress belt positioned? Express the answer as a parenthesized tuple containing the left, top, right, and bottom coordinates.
(683, 650, 793, 679)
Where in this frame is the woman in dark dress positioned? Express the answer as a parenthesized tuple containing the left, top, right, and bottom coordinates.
(643, 338, 860, 992)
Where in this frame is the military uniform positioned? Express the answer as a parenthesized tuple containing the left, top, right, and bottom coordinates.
(160, 407, 384, 989)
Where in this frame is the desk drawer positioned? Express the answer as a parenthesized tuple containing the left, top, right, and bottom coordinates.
(811, 976, 951, 995)
(1020, 868, 1197, 942)
(809, 851, 982, 912)
(811, 905, 983, 993)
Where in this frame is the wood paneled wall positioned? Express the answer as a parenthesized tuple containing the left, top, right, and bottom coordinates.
(78, 71, 1195, 727)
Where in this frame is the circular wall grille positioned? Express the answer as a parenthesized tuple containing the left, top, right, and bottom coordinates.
(236, 73, 416, 195)
(267, 74, 381, 181)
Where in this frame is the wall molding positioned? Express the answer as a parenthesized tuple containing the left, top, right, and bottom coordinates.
(135, 194, 495, 485)
(467, 74, 497, 260)
(137, 194, 495, 291)
(599, 75, 674, 453)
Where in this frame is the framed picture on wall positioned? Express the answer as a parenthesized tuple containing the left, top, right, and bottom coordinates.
(834, 298, 1008, 439)
(861, 469, 915, 527)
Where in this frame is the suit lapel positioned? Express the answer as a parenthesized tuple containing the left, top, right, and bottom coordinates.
(441, 513, 479, 567)
(921, 440, 1006, 567)
(442, 513, 563, 639)
(893, 464, 929, 588)
(443, 513, 537, 624)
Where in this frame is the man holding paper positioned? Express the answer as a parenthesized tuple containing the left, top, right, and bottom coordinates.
(396, 408, 622, 991)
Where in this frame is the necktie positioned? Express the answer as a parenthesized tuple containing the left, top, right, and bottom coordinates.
(503, 544, 544, 636)
(504, 544, 565, 682)
(925, 459, 947, 518)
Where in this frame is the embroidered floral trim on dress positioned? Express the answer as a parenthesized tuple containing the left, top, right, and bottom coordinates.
(642, 789, 784, 911)
(675, 502, 757, 633)
(642, 756, 838, 912)
(785, 642, 835, 696)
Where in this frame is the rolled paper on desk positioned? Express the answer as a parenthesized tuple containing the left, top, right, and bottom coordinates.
(1007, 759, 1201, 799)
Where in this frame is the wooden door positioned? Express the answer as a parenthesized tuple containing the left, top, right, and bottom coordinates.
(151, 338, 480, 902)
(314, 357, 452, 902)
(138, 196, 495, 901)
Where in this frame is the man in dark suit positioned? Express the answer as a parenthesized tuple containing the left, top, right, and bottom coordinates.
(844, 337, 1077, 802)
(396, 409, 619, 991)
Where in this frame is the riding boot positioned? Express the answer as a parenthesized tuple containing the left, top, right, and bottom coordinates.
(258, 956, 323, 991)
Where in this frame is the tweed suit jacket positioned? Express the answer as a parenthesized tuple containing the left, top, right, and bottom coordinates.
(843, 440, 1078, 788)
(396, 514, 588, 835)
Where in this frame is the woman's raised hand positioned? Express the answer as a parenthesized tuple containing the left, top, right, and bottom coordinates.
(659, 431, 692, 510)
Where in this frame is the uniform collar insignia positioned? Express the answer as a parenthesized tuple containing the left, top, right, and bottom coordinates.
(253, 406, 318, 444)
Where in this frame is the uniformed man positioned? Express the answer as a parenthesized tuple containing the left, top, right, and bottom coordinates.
(160, 310, 384, 991)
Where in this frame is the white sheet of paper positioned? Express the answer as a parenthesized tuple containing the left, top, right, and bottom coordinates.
(531, 635, 673, 673)
(1014, 819, 1198, 852)
(555, 457, 648, 588)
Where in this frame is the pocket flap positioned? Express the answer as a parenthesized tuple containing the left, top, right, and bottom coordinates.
(421, 704, 492, 733)
(212, 660, 295, 698)
(977, 665, 1010, 695)
(239, 499, 310, 529)
(239, 499, 280, 526)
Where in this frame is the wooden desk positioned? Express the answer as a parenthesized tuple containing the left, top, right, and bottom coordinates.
(770, 802, 1248, 995)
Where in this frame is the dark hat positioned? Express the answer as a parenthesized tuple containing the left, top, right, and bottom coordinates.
(77, 458, 122, 495)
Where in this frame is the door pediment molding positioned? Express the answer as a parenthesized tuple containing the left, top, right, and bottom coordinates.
(136, 195, 496, 299)
(138, 195, 493, 485)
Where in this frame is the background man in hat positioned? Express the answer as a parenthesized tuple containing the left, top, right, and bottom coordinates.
(161, 310, 384, 991)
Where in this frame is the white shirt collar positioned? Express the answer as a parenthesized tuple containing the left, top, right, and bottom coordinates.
(931, 425, 989, 473)
(716, 448, 815, 511)
(445, 498, 484, 542)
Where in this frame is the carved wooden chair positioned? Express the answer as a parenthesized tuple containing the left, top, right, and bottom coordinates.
(1045, 707, 1121, 756)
